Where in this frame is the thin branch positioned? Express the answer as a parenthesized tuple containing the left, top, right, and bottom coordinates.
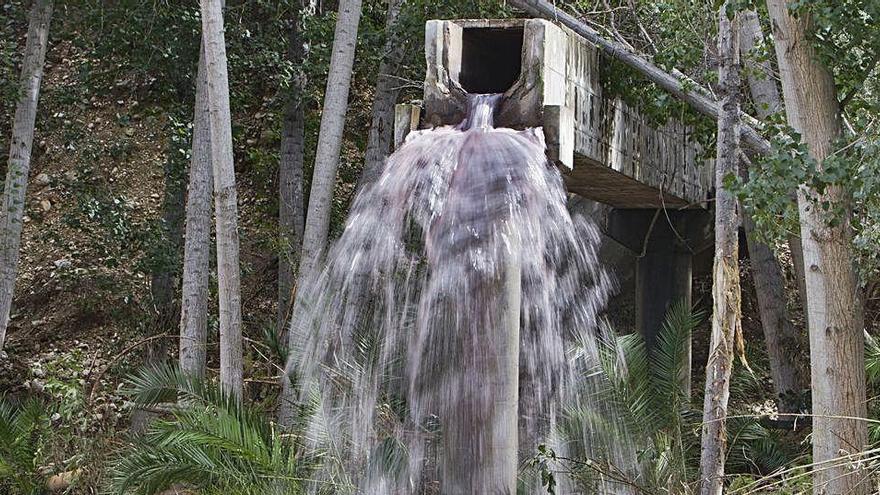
(839, 51, 880, 110)
(87, 333, 175, 403)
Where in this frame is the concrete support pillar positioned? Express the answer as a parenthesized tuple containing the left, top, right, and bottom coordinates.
(635, 213, 693, 350)
(441, 238, 521, 495)
(635, 213, 693, 393)
(608, 209, 710, 394)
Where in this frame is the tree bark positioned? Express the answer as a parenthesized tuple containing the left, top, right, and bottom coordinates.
(278, 0, 363, 428)
(277, 2, 311, 336)
(766, 2, 868, 493)
(356, 0, 406, 190)
(0, 0, 53, 353)
(698, 6, 741, 495)
(508, 0, 771, 156)
(297, 0, 363, 281)
(200, 0, 243, 400)
(738, 9, 804, 413)
(179, 41, 214, 380)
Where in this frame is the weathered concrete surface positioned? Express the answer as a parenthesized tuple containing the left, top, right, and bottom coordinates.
(414, 18, 713, 209)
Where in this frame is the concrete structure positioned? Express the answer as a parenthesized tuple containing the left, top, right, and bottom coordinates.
(395, 18, 715, 492)
(396, 18, 714, 347)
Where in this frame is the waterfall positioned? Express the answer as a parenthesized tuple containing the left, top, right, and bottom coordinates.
(285, 94, 640, 494)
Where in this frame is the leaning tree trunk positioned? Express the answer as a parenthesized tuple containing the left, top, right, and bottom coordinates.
(698, 6, 741, 495)
(766, 2, 868, 493)
(277, 1, 313, 337)
(179, 40, 214, 380)
(737, 9, 804, 413)
(278, 0, 363, 426)
(200, 0, 243, 400)
(356, 0, 406, 190)
(297, 0, 363, 281)
(0, 0, 53, 353)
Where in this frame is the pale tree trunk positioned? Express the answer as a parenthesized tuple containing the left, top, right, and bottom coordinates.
(699, 6, 741, 494)
(356, 0, 406, 189)
(739, 9, 808, 308)
(179, 41, 214, 380)
(0, 0, 53, 354)
(738, 10, 803, 413)
(766, 2, 868, 493)
(278, 0, 363, 427)
(200, 0, 243, 400)
(277, 1, 313, 336)
(297, 0, 363, 280)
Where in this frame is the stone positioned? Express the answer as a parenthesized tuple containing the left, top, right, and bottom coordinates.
(39, 199, 51, 212)
(46, 470, 79, 493)
(35, 173, 51, 186)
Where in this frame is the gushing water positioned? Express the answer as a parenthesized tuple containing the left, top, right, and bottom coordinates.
(286, 94, 640, 494)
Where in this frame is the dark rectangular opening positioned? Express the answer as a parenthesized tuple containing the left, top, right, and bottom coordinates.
(460, 27, 523, 94)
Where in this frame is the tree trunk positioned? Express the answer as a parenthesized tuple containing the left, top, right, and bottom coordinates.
(698, 6, 741, 494)
(766, 2, 868, 493)
(200, 0, 243, 400)
(179, 41, 214, 380)
(738, 9, 804, 413)
(0, 0, 53, 353)
(297, 0, 363, 280)
(356, 0, 406, 190)
(278, 0, 363, 428)
(277, 2, 311, 337)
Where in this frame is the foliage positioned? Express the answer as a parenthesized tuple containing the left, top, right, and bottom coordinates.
(731, 119, 880, 282)
(0, 396, 53, 495)
(106, 364, 306, 495)
(541, 302, 798, 493)
(593, 300, 702, 491)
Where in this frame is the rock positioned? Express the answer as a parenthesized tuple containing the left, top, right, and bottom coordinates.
(64, 170, 77, 181)
(53, 259, 71, 269)
(35, 173, 51, 186)
(125, 128, 135, 137)
(39, 199, 52, 212)
(47, 470, 79, 492)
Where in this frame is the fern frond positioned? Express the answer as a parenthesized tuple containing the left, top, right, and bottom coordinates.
(107, 365, 306, 495)
(651, 300, 703, 430)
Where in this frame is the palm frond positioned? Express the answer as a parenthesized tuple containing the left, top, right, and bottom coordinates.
(106, 364, 305, 495)
(0, 396, 53, 495)
(651, 300, 703, 428)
